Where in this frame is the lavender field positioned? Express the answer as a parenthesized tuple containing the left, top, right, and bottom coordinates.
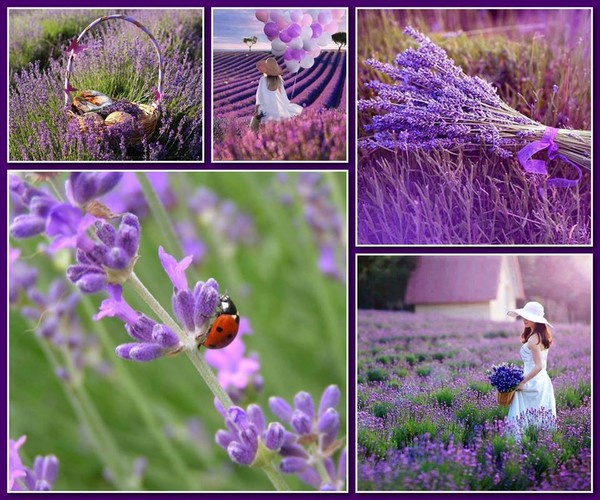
(357, 310, 591, 491)
(9, 9, 203, 161)
(213, 50, 346, 161)
(357, 9, 591, 245)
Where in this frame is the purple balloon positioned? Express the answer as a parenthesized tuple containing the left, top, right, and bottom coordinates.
(264, 22, 279, 38)
(279, 30, 293, 43)
(287, 23, 302, 38)
(310, 23, 323, 39)
(283, 48, 295, 61)
(291, 48, 305, 61)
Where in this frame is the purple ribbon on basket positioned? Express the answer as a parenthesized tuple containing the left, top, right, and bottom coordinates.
(517, 127, 582, 188)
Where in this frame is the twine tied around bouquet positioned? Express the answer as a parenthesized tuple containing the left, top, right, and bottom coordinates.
(517, 127, 583, 189)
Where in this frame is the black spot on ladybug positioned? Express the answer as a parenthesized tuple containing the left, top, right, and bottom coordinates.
(227, 334, 233, 339)
(208, 344, 216, 348)
(217, 326, 223, 333)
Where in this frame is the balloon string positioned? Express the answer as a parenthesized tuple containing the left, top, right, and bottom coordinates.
(291, 73, 298, 100)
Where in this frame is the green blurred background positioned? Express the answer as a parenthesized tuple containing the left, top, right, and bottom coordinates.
(9, 171, 347, 491)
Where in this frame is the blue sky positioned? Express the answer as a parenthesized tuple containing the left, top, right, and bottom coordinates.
(213, 8, 348, 51)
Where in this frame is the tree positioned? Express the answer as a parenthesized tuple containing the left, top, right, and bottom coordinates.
(331, 32, 346, 52)
(243, 36, 257, 52)
(358, 256, 417, 310)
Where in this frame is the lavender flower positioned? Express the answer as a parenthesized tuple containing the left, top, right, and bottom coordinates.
(66, 213, 140, 293)
(94, 284, 181, 362)
(9, 248, 38, 304)
(66, 172, 123, 206)
(158, 246, 220, 340)
(214, 400, 285, 466)
(9, 436, 59, 491)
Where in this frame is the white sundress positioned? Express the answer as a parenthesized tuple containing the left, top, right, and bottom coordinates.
(508, 343, 556, 428)
(255, 76, 303, 122)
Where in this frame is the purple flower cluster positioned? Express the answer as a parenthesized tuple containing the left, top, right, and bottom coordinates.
(487, 362, 524, 393)
(9, 173, 122, 253)
(66, 213, 141, 293)
(215, 385, 346, 491)
(9, 436, 58, 491)
(94, 284, 182, 362)
(359, 26, 537, 158)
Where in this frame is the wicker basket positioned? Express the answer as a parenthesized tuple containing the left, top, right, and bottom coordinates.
(63, 14, 164, 145)
(497, 390, 516, 407)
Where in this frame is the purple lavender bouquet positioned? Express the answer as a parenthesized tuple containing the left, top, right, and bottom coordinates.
(487, 362, 524, 393)
(359, 27, 590, 187)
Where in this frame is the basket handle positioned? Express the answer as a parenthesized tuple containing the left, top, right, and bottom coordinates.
(64, 14, 164, 110)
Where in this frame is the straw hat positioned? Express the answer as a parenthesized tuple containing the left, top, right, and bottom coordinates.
(507, 301, 553, 327)
(257, 57, 283, 76)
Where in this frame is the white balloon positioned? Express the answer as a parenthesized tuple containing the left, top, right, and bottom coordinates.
(299, 55, 315, 69)
(289, 9, 303, 22)
(302, 38, 317, 52)
(272, 38, 287, 52)
(286, 59, 301, 73)
(300, 25, 313, 40)
(309, 46, 321, 57)
(289, 36, 303, 50)
(316, 32, 332, 47)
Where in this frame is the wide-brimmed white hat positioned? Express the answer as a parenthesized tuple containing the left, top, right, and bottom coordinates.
(507, 301, 553, 327)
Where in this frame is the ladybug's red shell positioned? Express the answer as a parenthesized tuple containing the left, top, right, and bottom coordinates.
(203, 312, 240, 349)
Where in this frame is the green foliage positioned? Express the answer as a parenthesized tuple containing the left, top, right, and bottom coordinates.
(358, 428, 389, 458)
(557, 381, 591, 408)
(372, 402, 395, 419)
(469, 380, 493, 394)
(483, 330, 510, 339)
(376, 354, 393, 365)
(367, 368, 387, 382)
(357, 256, 417, 309)
(391, 419, 437, 449)
(415, 365, 432, 377)
(432, 387, 454, 407)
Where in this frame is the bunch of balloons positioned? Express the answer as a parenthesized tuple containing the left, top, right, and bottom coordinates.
(255, 9, 345, 73)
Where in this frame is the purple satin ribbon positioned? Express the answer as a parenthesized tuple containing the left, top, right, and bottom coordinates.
(517, 127, 582, 188)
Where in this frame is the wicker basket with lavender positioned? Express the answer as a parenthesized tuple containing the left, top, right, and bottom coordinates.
(64, 14, 164, 145)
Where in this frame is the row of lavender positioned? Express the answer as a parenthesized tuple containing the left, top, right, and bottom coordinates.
(357, 310, 590, 491)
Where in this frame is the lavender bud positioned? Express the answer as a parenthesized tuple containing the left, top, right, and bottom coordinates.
(264, 422, 285, 451)
(95, 221, 117, 246)
(127, 316, 156, 342)
(246, 404, 266, 434)
(215, 430, 234, 449)
(152, 324, 180, 348)
(115, 343, 138, 360)
(317, 407, 339, 434)
(117, 215, 140, 257)
(33, 455, 59, 485)
(10, 214, 46, 238)
(240, 427, 259, 453)
(269, 396, 293, 423)
(173, 289, 196, 332)
(129, 343, 163, 362)
(227, 441, 255, 465)
(227, 407, 250, 430)
(294, 391, 315, 420)
(73, 271, 106, 294)
(29, 196, 56, 217)
(70, 172, 123, 205)
(280, 442, 310, 459)
(104, 247, 129, 270)
(195, 283, 219, 322)
(291, 410, 312, 435)
(318, 385, 340, 416)
(280, 457, 308, 474)
(320, 484, 337, 491)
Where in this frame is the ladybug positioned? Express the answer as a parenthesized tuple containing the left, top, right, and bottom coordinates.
(202, 294, 240, 349)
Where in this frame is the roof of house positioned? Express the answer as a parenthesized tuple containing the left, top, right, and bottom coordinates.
(405, 256, 525, 304)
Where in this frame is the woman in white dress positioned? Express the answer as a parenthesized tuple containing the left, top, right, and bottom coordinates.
(253, 58, 302, 125)
(506, 302, 557, 429)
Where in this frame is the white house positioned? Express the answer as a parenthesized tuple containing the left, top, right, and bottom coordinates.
(404, 256, 524, 321)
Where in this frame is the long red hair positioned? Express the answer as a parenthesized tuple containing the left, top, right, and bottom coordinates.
(521, 322, 553, 349)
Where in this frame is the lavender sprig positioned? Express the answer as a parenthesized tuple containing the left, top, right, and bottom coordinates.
(359, 26, 591, 171)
